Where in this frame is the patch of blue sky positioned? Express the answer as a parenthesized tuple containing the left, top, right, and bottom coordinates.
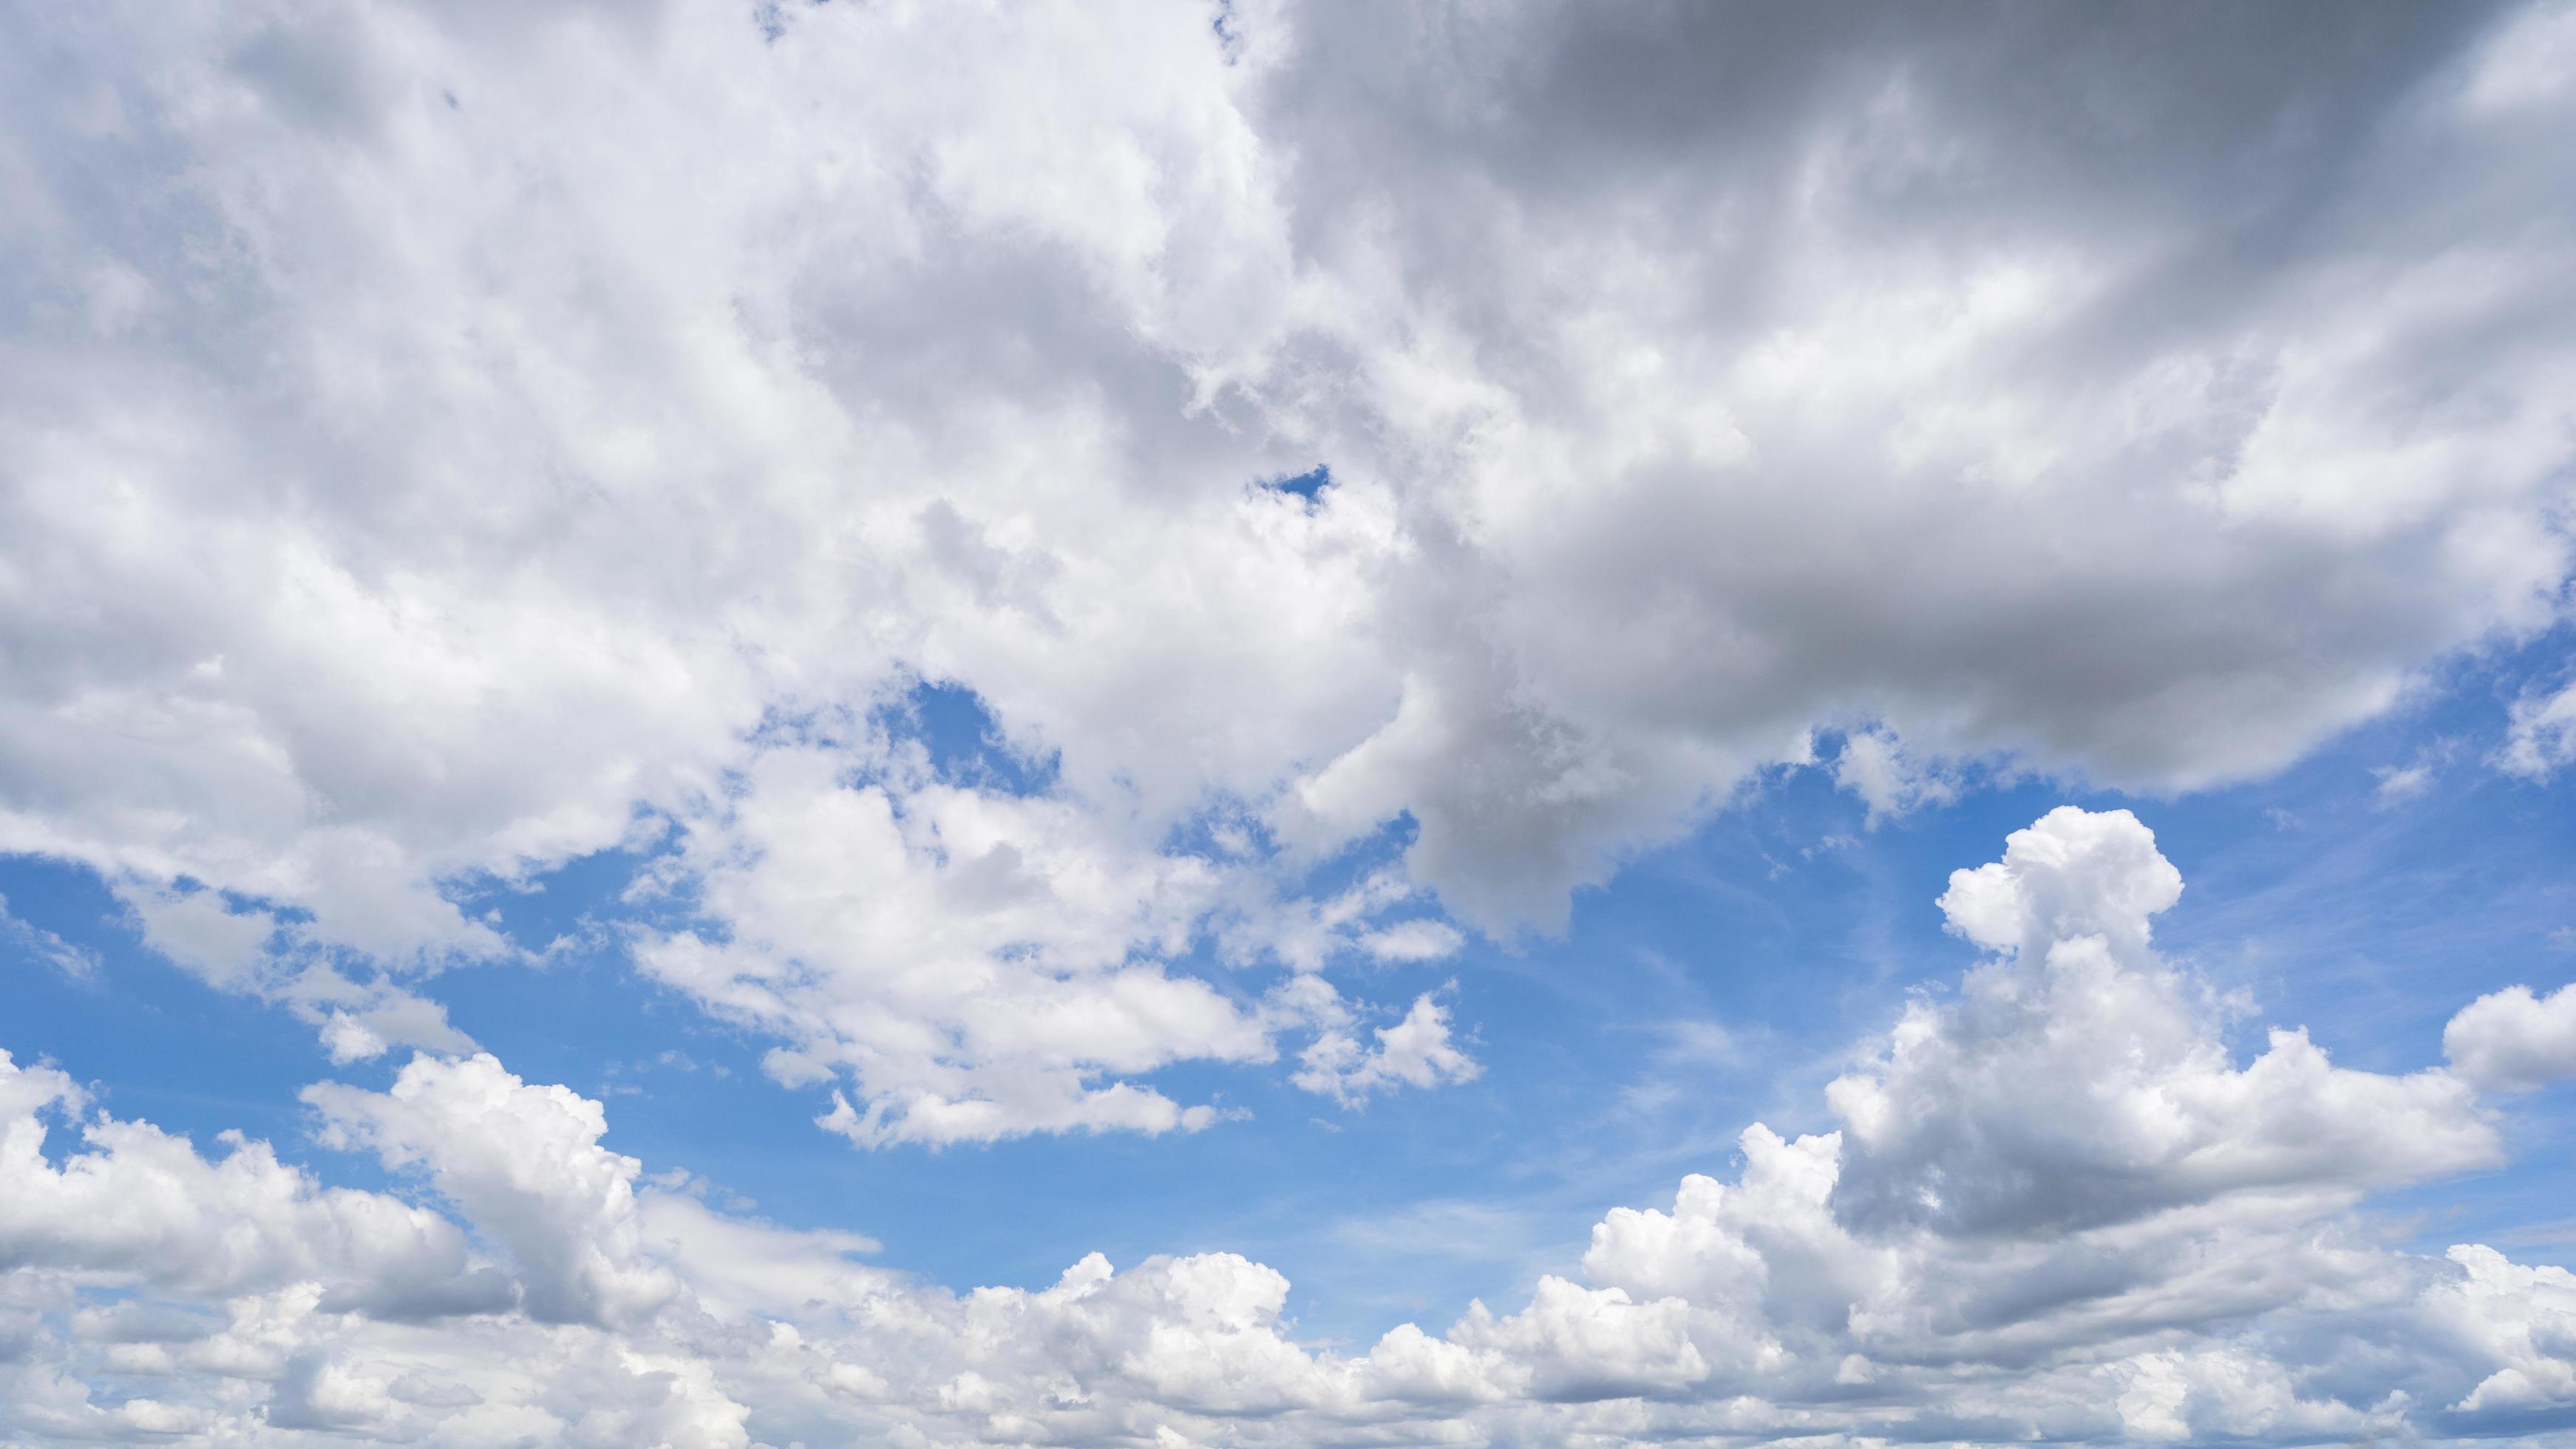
(881, 677, 1063, 797)
(0, 856, 362, 1180)
(1263, 464, 1332, 503)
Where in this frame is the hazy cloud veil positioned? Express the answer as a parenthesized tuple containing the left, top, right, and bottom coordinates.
(1, 0, 2574, 1444)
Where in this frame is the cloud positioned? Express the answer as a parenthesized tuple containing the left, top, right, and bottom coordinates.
(2499, 679, 2576, 779)
(2446, 981, 2576, 1091)
(0, 1050, 508, 1320)
(0, 0, 2566, 1048)
(1832, 727, 1965, 822)
(2434, 1245, 2576, 1412)
(2, 807, 2570, 1445)
(633, 743, 1267, 1145)
(1835, 809, 2497, 1238)
(0, 0, 2572, 1431)
(0, 895, 95, 980)
(1292, 987, 1482, 1106)
(2374, 761, 2437, 804)
(304, 1053, 678, 1327)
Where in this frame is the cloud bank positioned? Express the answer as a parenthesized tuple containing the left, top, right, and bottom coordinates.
(3, 808, 2573, 1445)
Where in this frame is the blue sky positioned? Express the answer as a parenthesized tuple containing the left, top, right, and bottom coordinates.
(5, 1, 2576, 1445)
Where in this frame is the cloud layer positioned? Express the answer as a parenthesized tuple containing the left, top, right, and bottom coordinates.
(4, 808, 2572, 1445)
(4, 2, 2576, 1442)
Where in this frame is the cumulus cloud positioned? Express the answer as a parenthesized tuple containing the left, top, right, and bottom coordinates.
(632, 742, 1278, 1145)
(1291, 987, 1482, 1106)
(1, 0, 2575, 1432)
(1835, 808, 2498, 1237)
(1, 808, 2569, 1445)
(2446, 981, 2576, 1091)
(0, 1050, 508, 1319)
(305, 1053, 678, 1326)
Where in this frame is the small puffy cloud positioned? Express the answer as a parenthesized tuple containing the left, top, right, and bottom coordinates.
(2446, 982, 2576, 1091)
(119, 883, 278, 989)
(1292, 988, 1481, 1106)
(1933, 805, 2185, 964)
(1356, 918, 1465, 963)
(305, 1053, 678, 1327)
(1831, 728, 1962, 822)
(629, 742, 1302, 1146)
(318, 1015, 387, 1065)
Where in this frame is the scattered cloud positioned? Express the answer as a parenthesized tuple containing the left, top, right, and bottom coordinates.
(2, 0, 2575, 1441)
(2447, 980, 2576, 1092)
(0, 810, 2565, 1444)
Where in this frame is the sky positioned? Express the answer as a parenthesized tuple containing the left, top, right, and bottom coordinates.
(2, 0, 2576, 1445)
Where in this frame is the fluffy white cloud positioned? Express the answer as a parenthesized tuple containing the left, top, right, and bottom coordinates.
(1291, 987, 1481, 1105)
(304, 1054, 677, 1326)
(3, 808, 2572, 1446)
(633, 742, 1277, 1145)
(1833, 808, 2498, 1237)
(2431, 1245, 2576, 1412)
(0, 1050, 507, 1319)
(2446, 981, 2576, 1091)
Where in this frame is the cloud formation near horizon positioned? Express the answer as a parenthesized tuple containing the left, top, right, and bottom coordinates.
(4, 809, 2572, 1444)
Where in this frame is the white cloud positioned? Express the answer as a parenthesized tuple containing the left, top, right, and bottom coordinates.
(0, 1050, 507, 1319)
(2499, 679, 2576, 779)
(0, 0, 2573, 1430)
(2446, 981, 2576, 1091)
(1831, 727, 1964, 821)
(2433, 1244, 2576, 1412)
(1356, 917, 1466, 963)
(2374, 761, 2436, 804)
(616, 738, 1481, 1144)
(632, 743, 1263, 1145)
(1448, 1277, 1709, 1401)
(304, 1053, 678, 1326)
(1293, 988, 1482, 1106)
(1835, 809, 2498, 1238)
